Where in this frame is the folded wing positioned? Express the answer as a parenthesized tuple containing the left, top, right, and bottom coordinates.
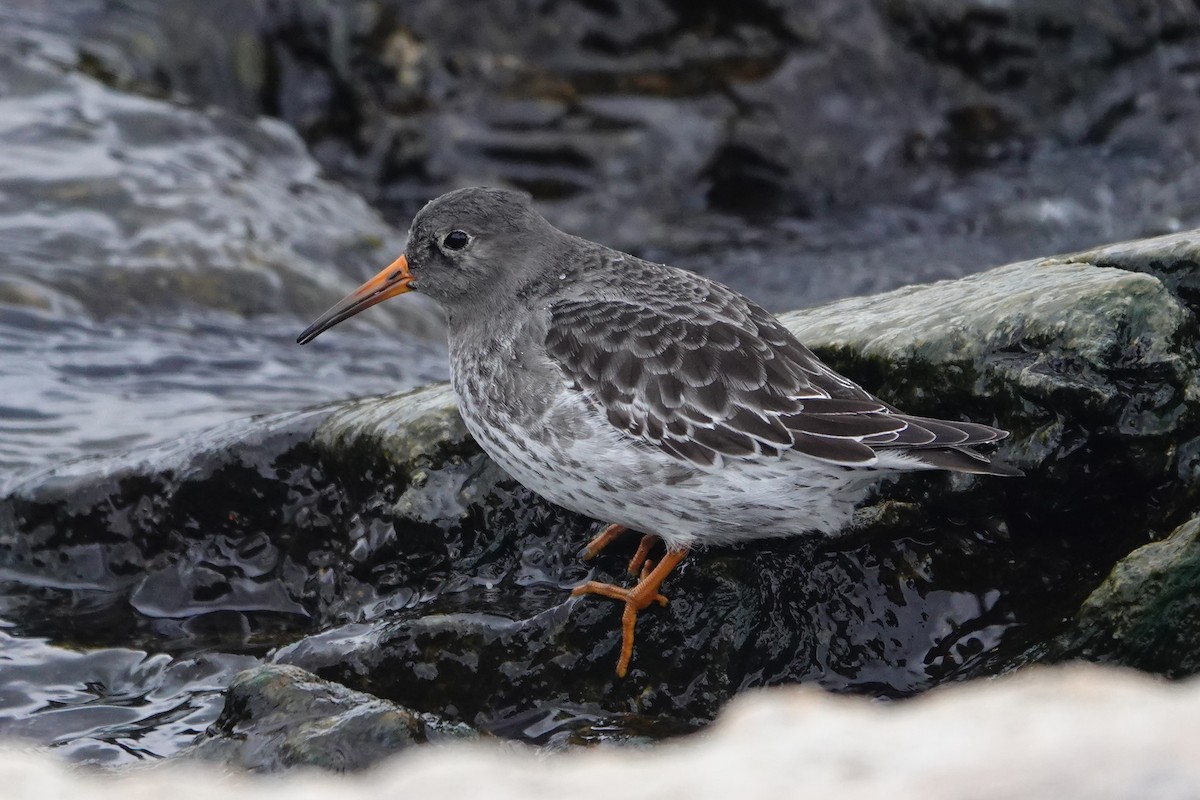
(544, 277, 1013, 475)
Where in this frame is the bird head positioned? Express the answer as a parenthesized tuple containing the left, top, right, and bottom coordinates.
(297, 187, 551, 344)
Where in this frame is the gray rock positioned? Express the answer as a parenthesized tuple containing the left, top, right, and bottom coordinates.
(1050, 515, 1200, 676)
(1050, 230, 1200, 318)
(782, 254, 1197, 458)
(185, 664, 477, 772)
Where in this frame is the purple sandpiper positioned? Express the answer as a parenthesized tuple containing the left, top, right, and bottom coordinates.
(298, 187, 1019, 677)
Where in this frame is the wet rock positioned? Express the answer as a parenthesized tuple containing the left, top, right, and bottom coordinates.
(0, 410, 320, 647)
(272, 234, 1200, 728)
(185, 664, 477, 772)
(782, 245, 1200, 510)
(1050, 516, 1200, 677)
(7, 230, 1199, 758)
(0, 398, 443, 636)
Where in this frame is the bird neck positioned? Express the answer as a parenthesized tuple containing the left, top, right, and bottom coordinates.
(444, 294, 526, 350)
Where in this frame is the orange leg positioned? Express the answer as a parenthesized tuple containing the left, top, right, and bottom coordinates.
(581, 523, 629, 560)
(571, 548, 689, 678)
(627, 534, 659, 576)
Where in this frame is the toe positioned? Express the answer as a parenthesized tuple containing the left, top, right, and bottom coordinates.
(571, 580, 632, 603)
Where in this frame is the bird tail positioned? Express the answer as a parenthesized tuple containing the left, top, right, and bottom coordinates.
(902, 445, 1024, 476)
(875, 414, 1023, 476)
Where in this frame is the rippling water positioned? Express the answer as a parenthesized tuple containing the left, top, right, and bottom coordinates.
(0, 4, 464, 762)
(0, 624, 258, 764)
(0, 308, 448, 486)
(0, 302, 448, 765)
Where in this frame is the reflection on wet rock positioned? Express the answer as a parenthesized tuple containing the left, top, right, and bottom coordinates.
(5, 233, 1200, 766)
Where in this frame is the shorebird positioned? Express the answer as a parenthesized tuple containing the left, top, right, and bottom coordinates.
(298, 187, 1018, 677)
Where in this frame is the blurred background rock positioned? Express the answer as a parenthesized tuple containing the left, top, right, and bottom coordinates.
(14, 0, 1200, 309)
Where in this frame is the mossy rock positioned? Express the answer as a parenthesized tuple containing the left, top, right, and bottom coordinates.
(1050, 517, 1200, 677)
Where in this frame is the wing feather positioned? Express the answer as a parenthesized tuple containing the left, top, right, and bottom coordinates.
(542, 266, 1010, 472)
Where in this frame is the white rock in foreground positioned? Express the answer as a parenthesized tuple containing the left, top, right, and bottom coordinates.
(3, 665, 1199, 799)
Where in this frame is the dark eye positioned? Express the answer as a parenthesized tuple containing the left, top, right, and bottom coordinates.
(443, 230, 470, 250)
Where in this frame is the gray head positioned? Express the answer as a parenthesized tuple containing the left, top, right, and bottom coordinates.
(296, 187, 560, 343)
(405, 187, 559, 306)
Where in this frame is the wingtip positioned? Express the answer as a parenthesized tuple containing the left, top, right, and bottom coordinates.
(990, 462, 1025, 478)
(899, 446, 1025, 476)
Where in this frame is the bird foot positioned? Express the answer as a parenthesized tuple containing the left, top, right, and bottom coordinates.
(571, 548, 687, 677)
(580, 523, 628, 560)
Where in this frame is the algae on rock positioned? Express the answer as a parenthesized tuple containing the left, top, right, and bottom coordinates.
(1052, 516, 1200, 677)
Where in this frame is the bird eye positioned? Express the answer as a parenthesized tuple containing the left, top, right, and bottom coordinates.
(443, 230, 470, 250)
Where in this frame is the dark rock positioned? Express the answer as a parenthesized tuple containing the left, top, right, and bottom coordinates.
(273, 235, 1200, 728)
(0, 408, 338, 649)
(876, 0, 1197, 102)
(1048, 516, 1200, 677)
(185, 664, 477, 772)
(0, 390, 485, 646)
(6, 231, 1199, 758)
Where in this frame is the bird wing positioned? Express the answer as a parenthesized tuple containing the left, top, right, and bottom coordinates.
(543, 278, 1005, 471)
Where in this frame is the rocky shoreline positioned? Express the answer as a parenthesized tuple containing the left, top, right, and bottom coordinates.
(6, 231, 1200, 766)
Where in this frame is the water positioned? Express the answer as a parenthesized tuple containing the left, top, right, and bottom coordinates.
(0, 302, 449, 765)
(0, 624, 258, 765)
(0, 17, 454, 761)
(0, 307, 447, 483)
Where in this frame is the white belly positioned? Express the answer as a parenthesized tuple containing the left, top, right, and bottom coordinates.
(455, 385, 879, 550)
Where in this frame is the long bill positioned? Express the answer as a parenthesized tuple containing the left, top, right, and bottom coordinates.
(296, 254, 412, 344)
